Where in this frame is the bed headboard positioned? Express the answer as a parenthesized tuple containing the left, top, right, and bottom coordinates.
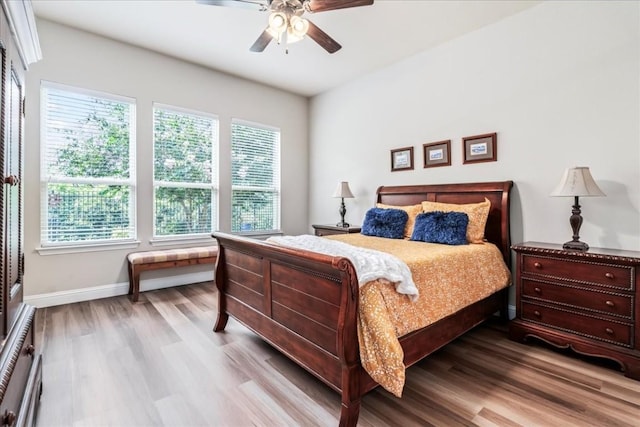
(376, 181, 513, 265)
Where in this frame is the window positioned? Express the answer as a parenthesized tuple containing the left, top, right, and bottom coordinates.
(41, 82, 136, 246)
(231, 120, 280, 233)
(153, 104, 218, 237)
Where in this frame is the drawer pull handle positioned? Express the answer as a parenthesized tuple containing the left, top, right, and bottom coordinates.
(605, 328, 614, 335)
(534, 310, 541, 317)
(605, 272, 614, 279)
(533, 262, 542, 269)
(605, 300, 615, 307)
(2, 410, 16, 426)
(534, 287, 541, 294)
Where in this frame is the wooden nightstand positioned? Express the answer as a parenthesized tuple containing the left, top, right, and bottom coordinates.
(509, 241, 640, 380)
(312, 224, 361, 237)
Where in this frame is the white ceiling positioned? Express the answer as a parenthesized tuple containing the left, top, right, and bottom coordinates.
(31, 0, 540, 97)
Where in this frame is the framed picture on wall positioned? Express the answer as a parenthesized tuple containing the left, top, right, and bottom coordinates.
(423, 140, 451, 168)
(463, 132, 497, 164)
(391, 147, 414, 171)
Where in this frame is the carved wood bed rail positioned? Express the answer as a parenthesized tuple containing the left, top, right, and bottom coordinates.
(212, 181, 513, 426)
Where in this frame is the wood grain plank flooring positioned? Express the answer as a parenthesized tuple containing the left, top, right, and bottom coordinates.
(35, 282, 640, 426)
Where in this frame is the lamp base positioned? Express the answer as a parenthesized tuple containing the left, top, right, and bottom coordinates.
(562, 240, 589, 251)
(337, 197, 349, 228)
(563, 196, 589, 252)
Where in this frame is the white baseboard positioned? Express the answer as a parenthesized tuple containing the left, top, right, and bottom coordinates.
(24, 271, 213, 308)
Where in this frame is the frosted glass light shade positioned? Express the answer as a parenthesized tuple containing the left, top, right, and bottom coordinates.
(290, 16, 308, 37)
(267, 12, 288, 39)
(550, 167, 605, 197)
(268, 12, 287, 32)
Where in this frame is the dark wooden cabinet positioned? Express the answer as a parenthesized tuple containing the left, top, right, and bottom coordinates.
(509, 242, 640, 380)
(312, 224, 361, 237)
(0, 3, 42, 425)
(3, 51, 25, 334)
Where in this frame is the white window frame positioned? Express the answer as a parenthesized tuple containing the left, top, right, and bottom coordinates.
(151, 103, 219, 244)
(38, 81, 137, 254)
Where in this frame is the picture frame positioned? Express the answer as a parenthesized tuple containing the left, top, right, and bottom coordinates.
(462, 132, 497, 164)
(391, 147, 414, 172)
(423, 140, 451, 168)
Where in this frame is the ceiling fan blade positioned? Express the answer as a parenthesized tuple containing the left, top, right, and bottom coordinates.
(306, 0, 373, 13)
(196, 0, 270, 11)
(250, 30, 273, 52)
(306, 20, 341, 54)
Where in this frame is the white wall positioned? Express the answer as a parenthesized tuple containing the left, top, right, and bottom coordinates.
(23, 19, 309, 303)
(310, 1, 640, 255)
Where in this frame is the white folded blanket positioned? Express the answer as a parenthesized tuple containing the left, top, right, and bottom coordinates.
(267, 234, 419, 300)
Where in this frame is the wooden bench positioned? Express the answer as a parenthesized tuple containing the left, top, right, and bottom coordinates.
(127, 246, 218, 302)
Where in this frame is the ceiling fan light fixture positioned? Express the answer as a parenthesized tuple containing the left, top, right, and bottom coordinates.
(289, 15, 309, 39)
(286, 30, 303, 44)
(202, 0, 374, 54)
(287, 15, 308, 44)
(267, 11, 288, 37)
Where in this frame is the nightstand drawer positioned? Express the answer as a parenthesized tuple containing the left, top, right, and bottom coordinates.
(521, 301, 632, 347)
(522, 279, 633, 318)
(521, 255, 633, 290)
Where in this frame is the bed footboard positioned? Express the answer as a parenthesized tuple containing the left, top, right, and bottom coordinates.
(212, 232, 363, 424)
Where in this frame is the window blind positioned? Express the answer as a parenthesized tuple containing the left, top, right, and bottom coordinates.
(40, 82, 136, 245)
(231, 119, 281, 233)
(153, 104, 218, 237)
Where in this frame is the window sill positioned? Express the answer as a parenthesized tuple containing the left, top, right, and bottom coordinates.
(149, 235, 216, 247)
(36, 240, 141, 256)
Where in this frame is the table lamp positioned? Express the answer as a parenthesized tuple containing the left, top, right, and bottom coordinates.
(550, 166, 605, 251)
(332, 181, 354, 228)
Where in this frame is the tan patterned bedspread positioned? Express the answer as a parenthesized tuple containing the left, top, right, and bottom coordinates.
(327, 234, 511, 397)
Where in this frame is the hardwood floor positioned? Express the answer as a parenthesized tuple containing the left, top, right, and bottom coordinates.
(35, 282, 640, 426)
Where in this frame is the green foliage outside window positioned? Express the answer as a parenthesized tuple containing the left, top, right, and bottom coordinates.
(51, 103, 130, 178)
(44, 85, 278, 243)
(153, 108, 215, 236)
(231, 123, 279, 233)
(47, 184, 130, 242)
(44, 93, 133, 243)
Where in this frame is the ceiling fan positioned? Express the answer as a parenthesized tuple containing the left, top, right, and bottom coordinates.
(197, 0, 374, 54)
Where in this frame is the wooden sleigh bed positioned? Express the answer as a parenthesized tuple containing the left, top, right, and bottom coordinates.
(212, 180, 513, 426)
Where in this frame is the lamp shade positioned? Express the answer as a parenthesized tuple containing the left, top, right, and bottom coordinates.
(550, 167, 605, 197)
(332, 181, 354, 199)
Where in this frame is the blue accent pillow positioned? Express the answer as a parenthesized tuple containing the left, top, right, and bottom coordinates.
(361, 208, 408, 239)
(410, 211, 469, 245)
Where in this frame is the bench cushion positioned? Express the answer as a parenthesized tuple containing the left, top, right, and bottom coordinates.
(127, 246, 218, 265)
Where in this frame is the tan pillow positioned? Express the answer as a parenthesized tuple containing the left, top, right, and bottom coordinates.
(420, 198, 491, 244)
(376, 203, 423, 239)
